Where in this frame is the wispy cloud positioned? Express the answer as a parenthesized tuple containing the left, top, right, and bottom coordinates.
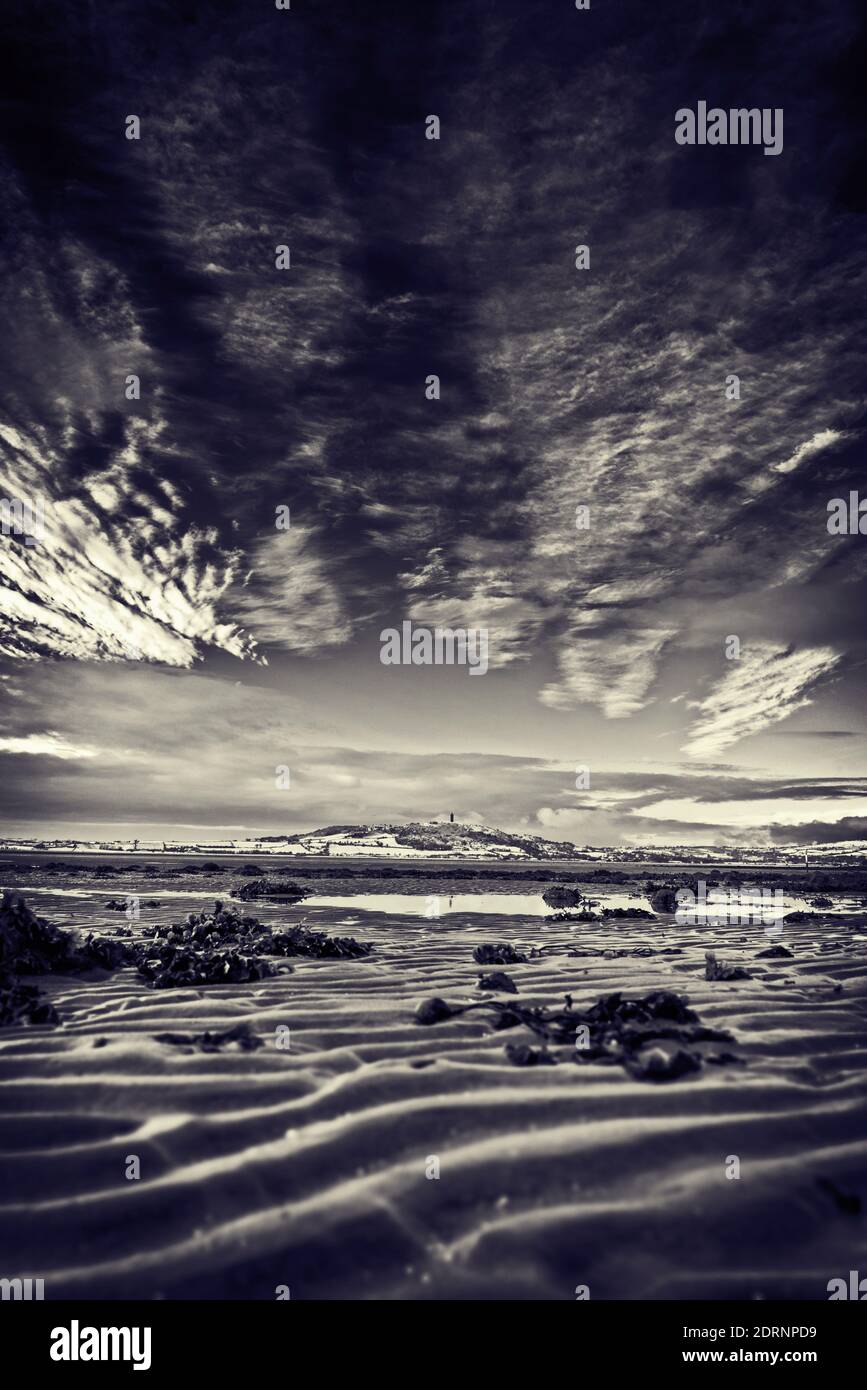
(540, 628, 676, 717)
(773, 428, 847, 475)
(0, 421, 255, 665)
(683, 643, 843, 758)
(0, 731, 98, 759)
(228, 526, 354, 655)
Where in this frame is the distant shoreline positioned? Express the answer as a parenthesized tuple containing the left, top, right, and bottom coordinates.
(2, 845, 865, 867)
(2, 849, 866, 890)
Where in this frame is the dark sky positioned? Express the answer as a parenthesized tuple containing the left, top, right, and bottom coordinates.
(1, 0, 866, 845)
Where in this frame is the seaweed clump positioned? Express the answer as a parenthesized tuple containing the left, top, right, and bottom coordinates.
(268, 925, 373, 960)
(472, 942, 528, 965)
(545, 909, 598, 923)
(132, 901, 372, 986)
(705, 951, 751, 981)
(154, 1021, 264, 1052)
(0, 890, 130, 1026)
(0, 889, 120, 977)
(413, 987, 737, 1083)
(232, 878, 307, 902)
(477, 971, 518, 994)
(1, 893, 374, 1010)
(135, 943, 277, 989)
(0, 980, 59, 1027)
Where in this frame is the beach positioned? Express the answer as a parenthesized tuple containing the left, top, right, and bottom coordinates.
(2, 857, 866, 1301)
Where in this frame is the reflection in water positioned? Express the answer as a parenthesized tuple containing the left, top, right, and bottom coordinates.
(306, 893, 549, 917)
(304, 892, 650, 917)
(304, 888, 859, 920)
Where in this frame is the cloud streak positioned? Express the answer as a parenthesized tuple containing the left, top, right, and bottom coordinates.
(683, 643, 843, 758)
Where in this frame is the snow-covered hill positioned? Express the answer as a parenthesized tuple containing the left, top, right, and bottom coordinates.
(256, 821, 583, 860)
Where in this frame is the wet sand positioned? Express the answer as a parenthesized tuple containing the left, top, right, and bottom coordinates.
(1, 874, 866, 1301)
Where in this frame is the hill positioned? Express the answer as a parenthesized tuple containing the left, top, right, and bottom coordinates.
(258, 821, 585, 860)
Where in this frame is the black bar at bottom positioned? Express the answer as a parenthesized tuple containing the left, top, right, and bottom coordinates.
(3, 1299, 864, 1376)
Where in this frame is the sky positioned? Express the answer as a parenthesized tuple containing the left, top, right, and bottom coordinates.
(1, 0, 866, 847)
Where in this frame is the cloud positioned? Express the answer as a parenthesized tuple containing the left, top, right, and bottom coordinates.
(763, 728, 858, 739)
(640, 795, 867, 829)
(1, 660, 865, 844)
(0, 421, 256, 665)
(398, 544, 544, 670)
(540, 628, 676, 716)
(228, 526, 354, 654)
(773, 428, 847, 475)
(683, 643, 843, 758)
(0, 732, 98, 759)
(769, 816, 867, 845)
(2, 0, 864, 709)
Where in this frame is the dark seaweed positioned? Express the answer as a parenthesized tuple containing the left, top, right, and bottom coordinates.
(414, 987, 737, 1083)
(705, 952, 752, 981)
(0, 890, 133, 1025)
(133, 902, 372, 985)
(232, 878, 307, 902)
(477, 971, 518, 993)
(0, 979, 59, 1027)
(472, 942, 528, 965)
(154, 1021, 264, 1052)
